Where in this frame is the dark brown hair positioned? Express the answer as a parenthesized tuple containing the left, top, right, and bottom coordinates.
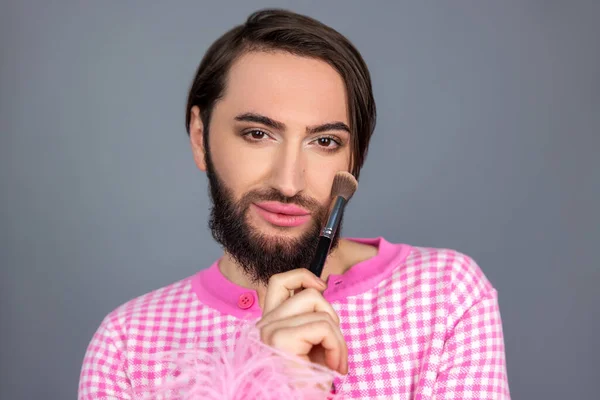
(185, 9, 376, 180)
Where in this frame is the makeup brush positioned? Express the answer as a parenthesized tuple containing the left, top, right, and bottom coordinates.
(308, 171, 358, 279)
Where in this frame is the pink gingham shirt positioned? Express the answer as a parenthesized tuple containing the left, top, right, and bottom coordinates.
(79, 237, 510, 399)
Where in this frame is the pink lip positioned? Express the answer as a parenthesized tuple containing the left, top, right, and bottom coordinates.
(252, 201, 311, 227)
(255, 201, 310, 215)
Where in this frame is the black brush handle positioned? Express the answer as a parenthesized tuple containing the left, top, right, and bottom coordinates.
(308, 235, 332, 278)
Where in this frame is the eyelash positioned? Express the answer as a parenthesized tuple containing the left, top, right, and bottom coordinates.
(241, 130, 344, 153)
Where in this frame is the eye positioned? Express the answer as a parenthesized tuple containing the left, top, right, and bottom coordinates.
(317, 137, 334, 147)
(312, 135, 342, 151)
(249, 130, 266, 139)
(242, 129, 270, 142)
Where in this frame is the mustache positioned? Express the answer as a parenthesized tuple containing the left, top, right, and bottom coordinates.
(239, 188, 322, 212)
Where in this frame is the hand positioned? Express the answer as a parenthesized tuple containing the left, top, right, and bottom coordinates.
(256, 268, 349, 375)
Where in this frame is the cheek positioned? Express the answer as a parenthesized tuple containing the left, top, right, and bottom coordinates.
(305, 152, 351, 202)
(209, 133, 272, 197)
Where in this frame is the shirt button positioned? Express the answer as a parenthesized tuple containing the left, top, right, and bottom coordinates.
(237, 292, 255, 309)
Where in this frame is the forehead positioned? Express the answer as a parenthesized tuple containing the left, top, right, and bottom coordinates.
(219, 51, 349, 124)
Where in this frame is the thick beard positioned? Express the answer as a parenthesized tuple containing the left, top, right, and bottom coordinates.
(204, 148, 342, 285)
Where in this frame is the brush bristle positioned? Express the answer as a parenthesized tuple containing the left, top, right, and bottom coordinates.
(330, 171, 358, 201)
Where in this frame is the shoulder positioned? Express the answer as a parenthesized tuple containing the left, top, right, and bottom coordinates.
(392, 244, 496, 318)
(96, 275, 196, 338)
(405, 246, 493, 294)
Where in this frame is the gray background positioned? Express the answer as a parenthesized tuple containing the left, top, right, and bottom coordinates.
(1, 1, 598, 399)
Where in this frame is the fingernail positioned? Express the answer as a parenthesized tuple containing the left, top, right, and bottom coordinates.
(317, 278, 327, 287)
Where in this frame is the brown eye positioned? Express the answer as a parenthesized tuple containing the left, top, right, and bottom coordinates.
(317, 137, 332, 147)
(250, 130, 266, 139)
(311, 136, 342, 153)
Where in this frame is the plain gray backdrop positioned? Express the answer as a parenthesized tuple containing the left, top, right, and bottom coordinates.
(1, 1, 598, 399)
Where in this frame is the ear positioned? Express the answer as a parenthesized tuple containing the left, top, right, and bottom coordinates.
(189, 106, 207, 171)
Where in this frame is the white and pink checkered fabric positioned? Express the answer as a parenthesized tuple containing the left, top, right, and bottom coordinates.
(79, 238, 510, 399)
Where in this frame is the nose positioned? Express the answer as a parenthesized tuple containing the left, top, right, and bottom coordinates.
(268, 141, 306, 198)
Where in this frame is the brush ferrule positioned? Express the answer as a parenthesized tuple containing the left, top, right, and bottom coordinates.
(320, 196, 346, 239)
(322, 227, 334, 237)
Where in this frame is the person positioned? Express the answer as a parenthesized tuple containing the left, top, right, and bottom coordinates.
(79, 8, 510, 399)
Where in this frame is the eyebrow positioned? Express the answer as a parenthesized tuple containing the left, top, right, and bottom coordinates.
(234, 112, 350, 135)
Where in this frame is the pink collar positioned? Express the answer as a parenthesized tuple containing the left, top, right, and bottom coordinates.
(191, 237, 412, 318)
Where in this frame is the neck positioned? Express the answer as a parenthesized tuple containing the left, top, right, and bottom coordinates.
(217, 238, 378, 309)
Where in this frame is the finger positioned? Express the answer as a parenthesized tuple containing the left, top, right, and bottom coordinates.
(267, 320, 348, 374)
(263, 268, 327, 314)
(261, 311, 338, 339)
(260, 312, 348, 373)
(258, 287, 340, 328)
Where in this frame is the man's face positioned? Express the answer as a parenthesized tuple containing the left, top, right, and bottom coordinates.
(191, 51, 351, 284)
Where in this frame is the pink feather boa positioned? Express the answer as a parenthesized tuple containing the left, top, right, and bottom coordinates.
(132, 321, 347, 399)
